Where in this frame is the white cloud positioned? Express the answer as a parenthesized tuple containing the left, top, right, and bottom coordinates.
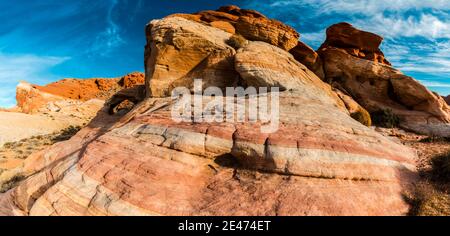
(353, 13, 450, 39)
(418, 80, 450, 88)
(0, 53, 69, 108)
(301, 30, 326, 47)
(382, 40, 450, 76)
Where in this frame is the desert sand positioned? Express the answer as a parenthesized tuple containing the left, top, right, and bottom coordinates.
(0, 111, 68, 147)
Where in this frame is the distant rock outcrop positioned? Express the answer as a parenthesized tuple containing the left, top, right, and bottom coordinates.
(16, 72, 144, 114)
(0, 8, 419, 216)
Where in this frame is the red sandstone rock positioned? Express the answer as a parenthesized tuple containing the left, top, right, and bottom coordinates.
(319, 22, 391, 65)
(217, 5, 267, 18)
(289, 41, 325, 79)
(166, 6, 299, 51)
(16, 72, 144, 114)
(444, 95, 450, 105)
(323, 22, 383, 51)
(197, 10, 239, 22)
(209, 21, 235, 34)
(118, 72, 145, 89)
(235, 16, 299, 51)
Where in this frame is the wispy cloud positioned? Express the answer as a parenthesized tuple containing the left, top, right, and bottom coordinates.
(352, 13, 450, 39)
(266, 0, 450, 15)
(0, 53, 69, 107)
(88, 0, 124, 56)
(247, 0, 450, 39)
(419, 80, 450, 88)
(301, 30, 326, 48)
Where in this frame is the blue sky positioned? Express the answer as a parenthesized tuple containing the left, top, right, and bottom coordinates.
(0, 0, 449, 107)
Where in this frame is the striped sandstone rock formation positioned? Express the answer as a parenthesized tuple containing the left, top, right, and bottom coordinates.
(0, 94, 417, 215)
(0, 7, 420, 216)
(0, 46, 417, 217)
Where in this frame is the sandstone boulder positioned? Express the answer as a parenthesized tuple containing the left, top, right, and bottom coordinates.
(165, 6, 299, 51)
(217, 5, 267, 18)
(235, 16, 299, 51)
(145, 17, 239, 97)
(289, 41, 325, 79)
(319, 23, 391, 65)
(321, 47, 450, 136)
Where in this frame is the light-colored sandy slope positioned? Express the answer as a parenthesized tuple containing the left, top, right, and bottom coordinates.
(0, 97, 105, 148)
(0, 111, 69, 147)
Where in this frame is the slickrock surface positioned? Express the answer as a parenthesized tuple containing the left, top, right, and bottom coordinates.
(0, 92, 417, 215)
